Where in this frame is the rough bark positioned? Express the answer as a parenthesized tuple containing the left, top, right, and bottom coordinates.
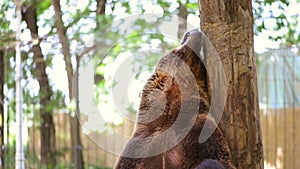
(22, 4, 56, 167)
(0, 50, 4, 169)
(198, 0, 264, 168)
(177, 1, 188, 39)
(51, 0, 84, 168)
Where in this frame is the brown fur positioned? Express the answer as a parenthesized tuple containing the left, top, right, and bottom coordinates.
(115, 34, 235, 169)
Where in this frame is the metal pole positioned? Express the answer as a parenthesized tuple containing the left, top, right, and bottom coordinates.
(14, 0, 25, 168)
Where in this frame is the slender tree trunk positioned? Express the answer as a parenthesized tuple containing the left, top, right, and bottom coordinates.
(93, 0, 107, 83)
(177, 0, 188, 39)
(198, 0, 264, 168)
(22, 4, 56, 167)
(96, 0, 107, 16)
(52, 0, 84, 168)
(0, 50, 5, 169)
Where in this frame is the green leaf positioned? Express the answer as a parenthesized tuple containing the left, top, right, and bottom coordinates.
(265, 0, 275, 5)
(157, 0, 170, 8)
(36, 0, 52, 15)
(122, 2, 131, 13)
(186, 3, 198, 9)
(281, 0, 290, 6)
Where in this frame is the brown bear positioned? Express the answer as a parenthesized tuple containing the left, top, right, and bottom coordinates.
(114, 29, 236, 169)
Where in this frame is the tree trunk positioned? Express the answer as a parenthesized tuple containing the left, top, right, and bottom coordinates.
(177, 0, 188, 39)
(22, 4, 56, 167)
(0, 50, 4, 169)
(198, 0, 264, 168)
(96, 0, 107, 16)
(52, 0, 84, 168)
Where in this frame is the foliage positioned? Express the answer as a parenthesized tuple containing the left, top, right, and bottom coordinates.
(253, 0, 300, 46)
(0, 1, 14, 48)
